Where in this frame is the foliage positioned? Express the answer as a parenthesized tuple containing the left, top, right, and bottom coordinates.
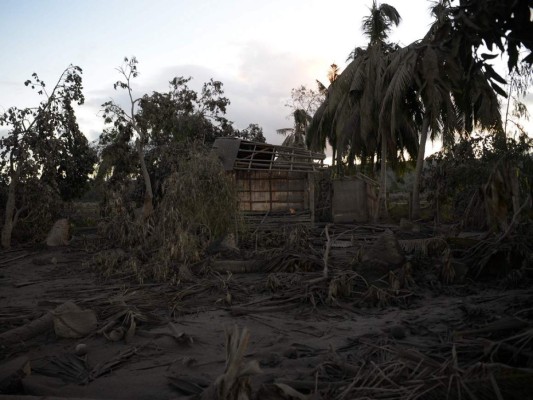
(277, 109, 311, 148)
(308, 2, 408, 167)
(98, 57, 264, 210)
(0, 171, 63, 243)
(0, 65, 97, 247)
(377, 0, 504, 219)
(97, 145, 241, 282)
(362, 0, 401, 45)
(308, 0, 533, 220)
(100, 56, 155, 218)
(504, 63, 533, 137)
(285, 84, 325, 117)
(423, 134, 533, 225)
(136, 75, 235, 145)
(309, 1, 409, 219)
(48, 106, 98, 201)
(449, 0, 533, 68)
(154, 147, 240, 262)
(95, 58, 264, 282)
(11, 179, 63, 243)
(236, 123, 266, 143)
(304, 65, 339, 162)
(280, 82, 327, 150)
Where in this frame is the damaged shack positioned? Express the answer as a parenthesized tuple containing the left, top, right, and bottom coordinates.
(212, 138, 325, 227)
(331, 174, 379, 223)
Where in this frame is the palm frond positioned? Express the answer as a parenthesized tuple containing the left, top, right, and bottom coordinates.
(380, 45, 418, 135)
(362, 1, 402, 44)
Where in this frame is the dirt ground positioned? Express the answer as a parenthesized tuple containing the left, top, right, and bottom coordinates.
(1, 227, 532, 399)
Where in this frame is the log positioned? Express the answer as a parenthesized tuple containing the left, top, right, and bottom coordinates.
(0, 302, 78, 346)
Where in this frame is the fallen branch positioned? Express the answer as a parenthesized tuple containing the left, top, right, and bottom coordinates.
(323, 224, 332, 279)
(497, 194, 531, 243)
(0, 252, 30, 267)
(89, 345, 140, 381)
(200, 325, 261, 399)
(0, 302, 78, 346)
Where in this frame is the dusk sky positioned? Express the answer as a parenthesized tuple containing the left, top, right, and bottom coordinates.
(1, 0, 526, 149)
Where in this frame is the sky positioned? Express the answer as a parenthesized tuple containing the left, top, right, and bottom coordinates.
(0, 0, 529, 151)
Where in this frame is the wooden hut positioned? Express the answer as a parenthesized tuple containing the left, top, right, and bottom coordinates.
(212, 138, 325, 227)
(331, 174, 379, 223)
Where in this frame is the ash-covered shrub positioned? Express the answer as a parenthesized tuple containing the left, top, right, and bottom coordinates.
(97, 146, 240, 282)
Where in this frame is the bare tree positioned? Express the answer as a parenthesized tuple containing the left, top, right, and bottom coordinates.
(102, 57, 154, 219)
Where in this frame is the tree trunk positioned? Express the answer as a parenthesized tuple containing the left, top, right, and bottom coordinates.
(375, 134, 388, 221)
(348, 148, 355, 168)
(137, 142, 154, 219)
(1, 168, 20, 249)
(335, 146, 343, 176)
(412, 115, 430, 220)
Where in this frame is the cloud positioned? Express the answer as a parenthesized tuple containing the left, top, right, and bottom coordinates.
(224, 42, 325, 142)
(145, 42, 325, 143)
(78, 42, 324, 145)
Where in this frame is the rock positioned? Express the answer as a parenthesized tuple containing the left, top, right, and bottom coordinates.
(46, 218, 70, 246)
(52, 301, 97, 339)
(105, 327, 126, 342)
(0, 302, 80, 346)
(363, 229, 405, 266)
(74, 343, 88, 356)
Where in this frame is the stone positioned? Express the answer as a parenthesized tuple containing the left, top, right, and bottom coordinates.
(52, 302, 97, 339)
(74, 343, 88, 356)
(363, 229, 405, 266)
(45, 218, 70, 246)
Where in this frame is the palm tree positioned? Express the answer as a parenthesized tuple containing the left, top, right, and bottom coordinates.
(308, 1, 406, 219)
(310, 0, 511, 221)
(307, 50, 368, 168)
(379, 0, 502, 219)
(307, 64, 340, 165)
(277, 109, 311, 148)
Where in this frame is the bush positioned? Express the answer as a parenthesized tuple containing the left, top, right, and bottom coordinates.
(97, 146, 241, 282)
(423, 134, 533, 227)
